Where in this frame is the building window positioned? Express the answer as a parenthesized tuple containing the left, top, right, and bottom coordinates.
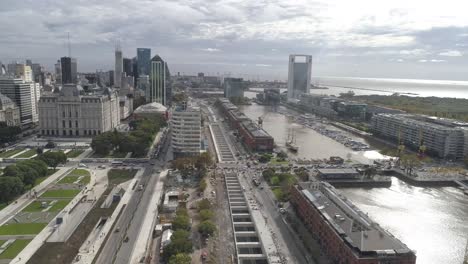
(76, 111, 78, 117)
(75, 120, 78, 128)
(51, 130, 55, 135)
(76, 130, 79, 136)
(69, 130, 73, 136)
(62, 111, 65, 118)
(41, 130, 45, 135)
(84, 130, 87, 135)
(98, 130, 101, 134)
(63, 130, 67, 136)
(62, 120, 66, 127)
(56, 130, 59, 135)
(69, 120, 72, 128)
(46, 130, 49, 135)
(69, 111, 72, 117)
(93, 130, 97, 135)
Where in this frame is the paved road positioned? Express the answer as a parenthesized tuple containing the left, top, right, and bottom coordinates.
(95, 135, 171, 264)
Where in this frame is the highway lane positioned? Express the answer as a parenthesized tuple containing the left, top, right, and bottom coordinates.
(95, 134, 171, 264)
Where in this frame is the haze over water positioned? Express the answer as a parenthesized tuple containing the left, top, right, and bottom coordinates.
(239, 99, 468, 264)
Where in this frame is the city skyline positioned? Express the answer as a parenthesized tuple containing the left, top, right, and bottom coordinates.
(2, 0, 468, 80)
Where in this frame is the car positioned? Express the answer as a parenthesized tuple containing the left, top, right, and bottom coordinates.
(78, 163, 88, 168)
(98, 165, 106, 169)
(115, 227, 120, 233)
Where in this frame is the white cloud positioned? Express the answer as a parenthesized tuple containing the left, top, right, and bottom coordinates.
(438, 50, 463, 56)
(200, 48, 220, 52)
(255, 64, 272, 67)
(399, 49, 428, 56)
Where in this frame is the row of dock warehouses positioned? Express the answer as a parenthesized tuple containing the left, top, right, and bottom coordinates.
(215, 98, 274, 152)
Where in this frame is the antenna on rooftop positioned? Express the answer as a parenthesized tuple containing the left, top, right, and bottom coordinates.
(67, 32, 71, 57)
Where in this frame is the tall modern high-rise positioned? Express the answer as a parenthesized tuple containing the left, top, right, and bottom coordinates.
(0, 76, 40, 126)
(287, 54, 312, 100)
(148, 55, 171, 106)
(223, 77, 244, 98)
(54, 60, 61, 84)
(123, 58, 133, 77)
(61, 57, 77, 84)
(115, 48, 123, 88)
(137, 48, 151, 76)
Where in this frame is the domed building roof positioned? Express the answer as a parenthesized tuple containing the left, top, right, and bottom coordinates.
(134, 102, 167, 114)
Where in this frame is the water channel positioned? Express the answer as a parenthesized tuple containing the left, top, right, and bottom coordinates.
(238, 95, 468, 264)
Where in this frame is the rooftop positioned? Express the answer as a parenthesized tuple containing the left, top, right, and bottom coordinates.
(376, 114, 467, 131)
(317, 168, 359, 175)
(134, 102, 167, 114)
(301, 182, 412, 255)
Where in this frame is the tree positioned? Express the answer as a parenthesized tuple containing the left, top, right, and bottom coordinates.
(36, 148, 43, 155)
(36, 151, 67, 169)
(0, 177, 24, 203)
(0, 124, 21, 144)
(168, 253, 191, 264)
(270, 176, 280, 186)
(262, 168, 275, 181)
(199, 209, 214, 221)
(198, 220, 216, 237)
(91, 132, 114, 155)
(277, 151, 288, 160)
(198, 179, 207, 192)
(162, 230, 193, 260)
(172, 209, 191, 231)
(197, 199, 211, 211)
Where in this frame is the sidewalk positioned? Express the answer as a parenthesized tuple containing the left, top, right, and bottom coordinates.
(74, 168, 145, 264)
(47, 168, 109, 242)
(0, 167, 72, 226)
(129, 170, 167, 264)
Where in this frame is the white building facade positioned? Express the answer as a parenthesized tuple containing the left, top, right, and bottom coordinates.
(170, 103, 201, 157)
(0, 77, 40, 126)
(38, 84, 120, 137)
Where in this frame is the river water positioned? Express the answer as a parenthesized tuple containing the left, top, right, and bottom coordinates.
(239, 98, 468, 264)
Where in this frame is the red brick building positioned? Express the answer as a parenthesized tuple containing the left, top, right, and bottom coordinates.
(290, 182, 416, 264)
(216, 98, 274, 152)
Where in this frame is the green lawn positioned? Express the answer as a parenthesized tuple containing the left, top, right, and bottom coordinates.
(108, 169, 137, 185)
(270, 158, 289, 165)
(66, 149, 84, 158)
(0, 204, 6, 211)
(23, 199, 71, 213)
(58, 176, 79, 184)
(69, 169, 90, 177)
(22, 201, 47, 212)
(16, 149, 38, 158)
(80, 175, 91, 184)
(0, 148, 24, 158)
(49, 200, 71, 212)
(0, 223, 47, 235)
(40, 189, 80, 198)
(0, 239, 32, 259)
(33, 169, 58, 187)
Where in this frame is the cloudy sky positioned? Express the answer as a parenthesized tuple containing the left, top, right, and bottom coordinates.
(2, 0, 468, 80)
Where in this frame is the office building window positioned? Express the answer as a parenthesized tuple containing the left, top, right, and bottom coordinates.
(69, 120, 72, 128)
(41, 130, 45, 135)
(62, 111, 65, 118)
(62, 120, 66, 127)
(75, 120, 78, 128)
(69, 111, 71, 117)
(76, 130, 79, 136)
(76, 111, 79, 117)
(63, 130, 66, 136)
(69, 130, 73, 135)
(84, 130, 87, 135)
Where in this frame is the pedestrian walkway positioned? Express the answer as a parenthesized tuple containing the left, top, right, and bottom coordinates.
(129, 170, 167, 263)
(0, 167, 72, 226)
(74, 169, 145, 264)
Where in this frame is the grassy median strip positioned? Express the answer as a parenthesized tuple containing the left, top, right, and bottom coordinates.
(0, 239, 32, 259)
(16, 149, 38, 158)
(22, 200, 71, 213)
(0, 223, 47, 235)
(0, 148, 24, 158)
(69, 169, 90, 176)
(40, 189, 80, 198)
(66, 149, 84, 158)
(58, 176, 79, 184)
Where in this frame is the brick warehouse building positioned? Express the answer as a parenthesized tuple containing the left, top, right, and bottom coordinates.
(216, 98, 274, 151)
(290, 182, 416, 264)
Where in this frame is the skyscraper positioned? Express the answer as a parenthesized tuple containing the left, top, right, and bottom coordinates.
(115, 48, 123, 88)
(61, 57, 77, 84)
(0, 77, 40, 126)
(148, 55, 171, 106)
(287, 54, 312, 100)
(223, 77, 244, 98)
(123, 58, 133, 77)
(137, 48, 151, 76)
